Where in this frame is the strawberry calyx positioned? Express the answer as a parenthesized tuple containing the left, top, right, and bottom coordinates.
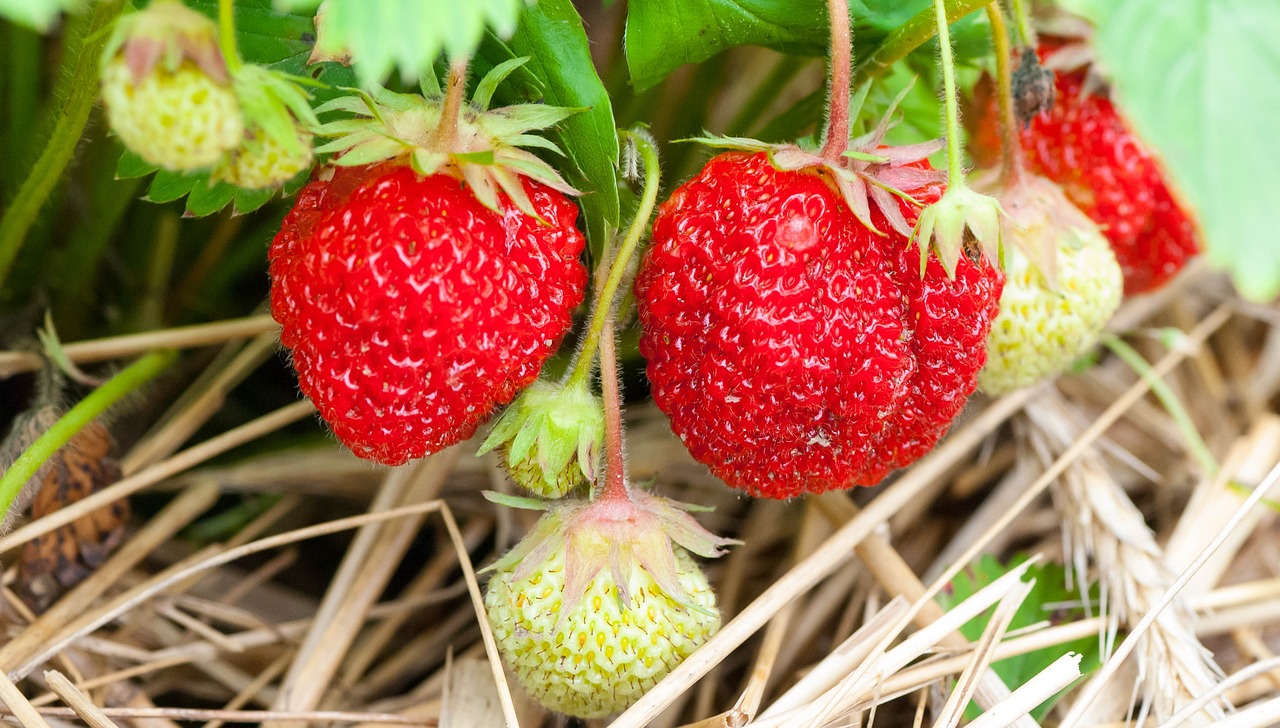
(477, 378, 605, 499)
(103, 0, 230, 85)
(312, 57, 580, 219)
(212, 64, 320, 188)
(1034, 15, 1098, 75)
(482, 489, 737, 622)
(976, 171, 1103, 291)
(912, 184, 1005, 278)
(694, 86, 945, 241)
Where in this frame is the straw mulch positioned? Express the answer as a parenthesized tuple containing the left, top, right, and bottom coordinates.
(3, 264, 1280, 728)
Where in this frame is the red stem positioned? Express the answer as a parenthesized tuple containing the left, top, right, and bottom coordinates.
(820, 0, 853, 161)
(598, 313, 629, 502)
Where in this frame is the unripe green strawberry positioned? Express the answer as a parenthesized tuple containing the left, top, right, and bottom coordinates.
(100, 1, 243, 171)
(215, 126, 313, 189)
(478, 378, 604, 498)
(483, 489, 731, 718)
(213, 65, 319, 189)
(979, 175, 1123, 394)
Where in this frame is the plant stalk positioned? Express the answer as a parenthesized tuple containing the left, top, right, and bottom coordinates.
(0, 0, 127, 292)
(1103, 335, 1219, 478)
(429, 57, 470, 150)
(987, 2, 1025, 186)
(597, 311, 628, 502)
(566, 130, 661, 388)
(0, 349, 176, 520)
(1010, 0, 1036, 46)
(934, 0, 965, 186)
(820, 0, 853, 160)
(217, 0, 242, 74)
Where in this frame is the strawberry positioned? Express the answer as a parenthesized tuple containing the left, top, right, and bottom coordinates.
(970, 42, 1198, 295)
(270, 68, 586, 465)
(216, 124, 313, 189)
(477, 378, 604, 498)
(213, 65, 318, 190)
(99, 0, 243, 172)
(977, 175, 1123, 394)
(483, 488, 730, 718)
(636, 149, 1003, 498)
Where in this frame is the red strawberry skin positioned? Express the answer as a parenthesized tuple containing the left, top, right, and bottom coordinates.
(971, 46, 1198, 295)
(270, 165, 586, 465)
(635, 152, 1003, 498)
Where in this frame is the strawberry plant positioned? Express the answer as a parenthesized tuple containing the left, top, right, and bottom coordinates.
(0, 0, 1276, 725)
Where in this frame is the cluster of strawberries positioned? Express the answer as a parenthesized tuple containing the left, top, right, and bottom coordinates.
(100, 2, 1197, 719)
(100, 0, 315, 189)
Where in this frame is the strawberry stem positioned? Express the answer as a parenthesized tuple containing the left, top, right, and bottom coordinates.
(566, 130, 661, 389)
(987, 2, 1025, 186)
(597, 311, 629, 503)
(1009, 0, 1036, 46)
(217, 0, 242, 75)
(428, 56, 470, 151)
(820, 0, 853, 161)
(933, 0, 965, 187)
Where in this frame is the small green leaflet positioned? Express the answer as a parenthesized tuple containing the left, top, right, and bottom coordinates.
(1087, 0, 1280, 301)
(0, 0, 81, 32)
(274, 0, 522, 88)
(939, 555, 1102, 722)
(116, 151, 305, 216)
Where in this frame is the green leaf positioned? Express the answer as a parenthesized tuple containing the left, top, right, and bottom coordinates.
(122, 155, 288, 217)
(184, 178, 240, 218)
(624, 0, 991, 91)
(146, 170, 200, 205)
(624, 0, 827, 91)
(0, 0, 81, 32)
(479, 0, 620, 254)
(1088, 0, 1280, 301)
(116, 151, 158, 180)
(939, 556, 1102, 721)
(277, 0, 522, 88)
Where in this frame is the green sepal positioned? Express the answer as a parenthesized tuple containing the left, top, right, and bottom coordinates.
(481, 491, 553, 511)
(479, 378, 605, 499)
(911, 184, 1005, 278)
(310, 77, 582, 219)
(231, 65, 319, 156)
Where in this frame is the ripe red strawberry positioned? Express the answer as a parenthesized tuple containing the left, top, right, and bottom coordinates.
(270, 73, 586, 466)
(970, 42, 1198, 295)
(271, 165, 584, 465)
(636, 151, 1002, 498)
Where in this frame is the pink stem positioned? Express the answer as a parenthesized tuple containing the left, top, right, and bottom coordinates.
(821, 0, 853, 161)
(597, 313, 629, 502)
(428, 56, 469, 150)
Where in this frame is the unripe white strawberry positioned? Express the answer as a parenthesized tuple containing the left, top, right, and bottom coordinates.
(979, 175, 1123, 394)
(483, 489, 732, 718)
(99, 1, 243, 172)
